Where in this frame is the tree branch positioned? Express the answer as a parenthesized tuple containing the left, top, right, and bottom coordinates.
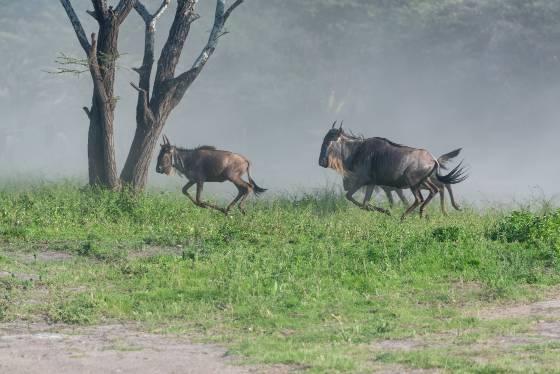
(190, 0, 243, 71)
(130, 82, 154, 124)
(59, 0, 91, 54)
(115, 0, 137, 25)
(132, 0, 171, 125)
(88, 33, 109, 105)
(224, 0, 243, 23)
(153, 0, 198, 86)
(171, 0, 243, 107)
(91, 0, 108, 20)
(134, 1, 152, 23)
(82, 106, 92, 119)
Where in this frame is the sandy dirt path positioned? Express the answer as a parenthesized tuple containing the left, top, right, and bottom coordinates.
(0, 323, 289, 374)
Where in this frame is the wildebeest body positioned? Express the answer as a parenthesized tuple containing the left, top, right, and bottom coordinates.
(319, 123, 467, 219)
(347, 138, 438, 189)
(156, 137, 266, 214)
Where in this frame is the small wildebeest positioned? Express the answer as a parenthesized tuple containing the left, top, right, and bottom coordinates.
(318, 122, 467, 219)
(343, 148, 463, 214)
(156, 135, 266, 214)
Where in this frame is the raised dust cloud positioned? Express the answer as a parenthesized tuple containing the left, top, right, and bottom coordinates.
(1, 1, 559, 202)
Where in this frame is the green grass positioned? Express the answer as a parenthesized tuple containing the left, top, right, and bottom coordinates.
(0, 182, 559, 372)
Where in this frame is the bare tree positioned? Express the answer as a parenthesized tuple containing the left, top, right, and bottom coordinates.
(60, 0, 244, 190)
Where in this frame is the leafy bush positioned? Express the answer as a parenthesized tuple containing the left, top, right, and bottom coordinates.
(489, 211, 560, 250)
(432, 226, 463, 242)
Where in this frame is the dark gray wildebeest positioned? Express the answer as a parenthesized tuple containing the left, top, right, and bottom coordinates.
(342, 148, 463, 214)
(318, 122, 467, 220)
(156, 135, 266, 214)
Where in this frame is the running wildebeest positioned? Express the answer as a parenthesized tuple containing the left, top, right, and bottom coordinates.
(156, 135, 266, 214)
(318, 122, 467, 219)
(343, 148, 463, 214)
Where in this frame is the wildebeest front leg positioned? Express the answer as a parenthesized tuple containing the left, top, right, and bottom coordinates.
(182, 181, 203, 208)
(396, 189, 409, 206)
(346, 185, 390, 215)
(195, 182, 227, 214)
(401, 188, 423, 221)
(382, 187, 395, 207)
(418, 180, 439, 217)
(362, 185, 374, 206)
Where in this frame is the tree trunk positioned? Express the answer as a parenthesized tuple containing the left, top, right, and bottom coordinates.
(120, 120, 163, 190)
(60, 0, 135, 190)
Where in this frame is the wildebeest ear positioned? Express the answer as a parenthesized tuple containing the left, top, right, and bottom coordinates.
(331, 120, 337, 129)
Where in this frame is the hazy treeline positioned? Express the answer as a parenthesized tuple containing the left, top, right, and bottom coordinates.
(1, 0, 559, 199)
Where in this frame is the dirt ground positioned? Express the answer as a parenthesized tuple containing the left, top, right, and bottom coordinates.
(1, 250, 559, 373)
(0, 323, 294, 374)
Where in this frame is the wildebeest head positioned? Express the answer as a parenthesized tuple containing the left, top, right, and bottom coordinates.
(318, 121, 344, 168)
(156, 135, 176, 175)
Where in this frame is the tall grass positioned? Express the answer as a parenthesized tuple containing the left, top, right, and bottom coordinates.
(0, 182, 559, 372)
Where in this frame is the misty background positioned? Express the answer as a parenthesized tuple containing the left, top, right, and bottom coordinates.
(1, 0, 559, 202)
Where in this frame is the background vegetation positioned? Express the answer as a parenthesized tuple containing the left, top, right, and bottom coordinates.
(1, 182, 559, 372)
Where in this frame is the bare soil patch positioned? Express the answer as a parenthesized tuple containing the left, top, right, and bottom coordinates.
(0, 322, 294, 374)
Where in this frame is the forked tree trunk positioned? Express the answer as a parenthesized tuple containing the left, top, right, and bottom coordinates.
(61, 0, 244, 191)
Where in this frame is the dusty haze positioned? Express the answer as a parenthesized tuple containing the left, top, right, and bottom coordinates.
(1, 0, 559, 202)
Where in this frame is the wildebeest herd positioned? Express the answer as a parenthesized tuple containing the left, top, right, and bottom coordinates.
(156, 122, 468, 219)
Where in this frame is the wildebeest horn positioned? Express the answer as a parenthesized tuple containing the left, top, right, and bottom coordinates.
(331, 121, 337, 129)
(162, 134, 170, 145)
(339, 120, 343, 129)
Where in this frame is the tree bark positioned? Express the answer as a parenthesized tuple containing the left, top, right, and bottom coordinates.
(60, 0, 135, 190)
(121, 0, 244, 191)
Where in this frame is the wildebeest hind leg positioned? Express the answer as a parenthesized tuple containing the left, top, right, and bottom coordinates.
(227, 176, 252, 214)
(439, 188, 447, 215)
(446, 184, 461, 211)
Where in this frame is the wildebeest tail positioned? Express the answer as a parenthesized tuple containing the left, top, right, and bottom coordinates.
(437, 148, 462, 170)
(246, 163, 267, 195)
(436, 161, 468, 185)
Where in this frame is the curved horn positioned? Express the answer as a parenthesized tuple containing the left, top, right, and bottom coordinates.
(163, 134, 170, 145)
(339, 120, 343, 129)
(331, 121, 337, 129)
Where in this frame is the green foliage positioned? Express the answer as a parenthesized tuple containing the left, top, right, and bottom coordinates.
(489, 210, 560, 250)
(432, 225, 463, 242)
(0, 182, 559, 372)
(48, 294, 102, 325)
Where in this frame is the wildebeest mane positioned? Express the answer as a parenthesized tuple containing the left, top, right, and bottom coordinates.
(195, 145, 217, 151)
(372, 137, 405, 148)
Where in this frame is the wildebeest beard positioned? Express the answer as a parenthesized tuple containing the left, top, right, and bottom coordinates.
(327, 138, 365, 177)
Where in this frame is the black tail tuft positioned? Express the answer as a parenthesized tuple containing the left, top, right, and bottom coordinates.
(249, 177, 267, 196)
(437, 148, 462, 170)
(436, 161, 469, 185)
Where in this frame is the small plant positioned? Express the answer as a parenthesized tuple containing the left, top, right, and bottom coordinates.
(48, 294, 101, 325)
(432, 226, 462, 242)
(489, 210, 560, 245)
